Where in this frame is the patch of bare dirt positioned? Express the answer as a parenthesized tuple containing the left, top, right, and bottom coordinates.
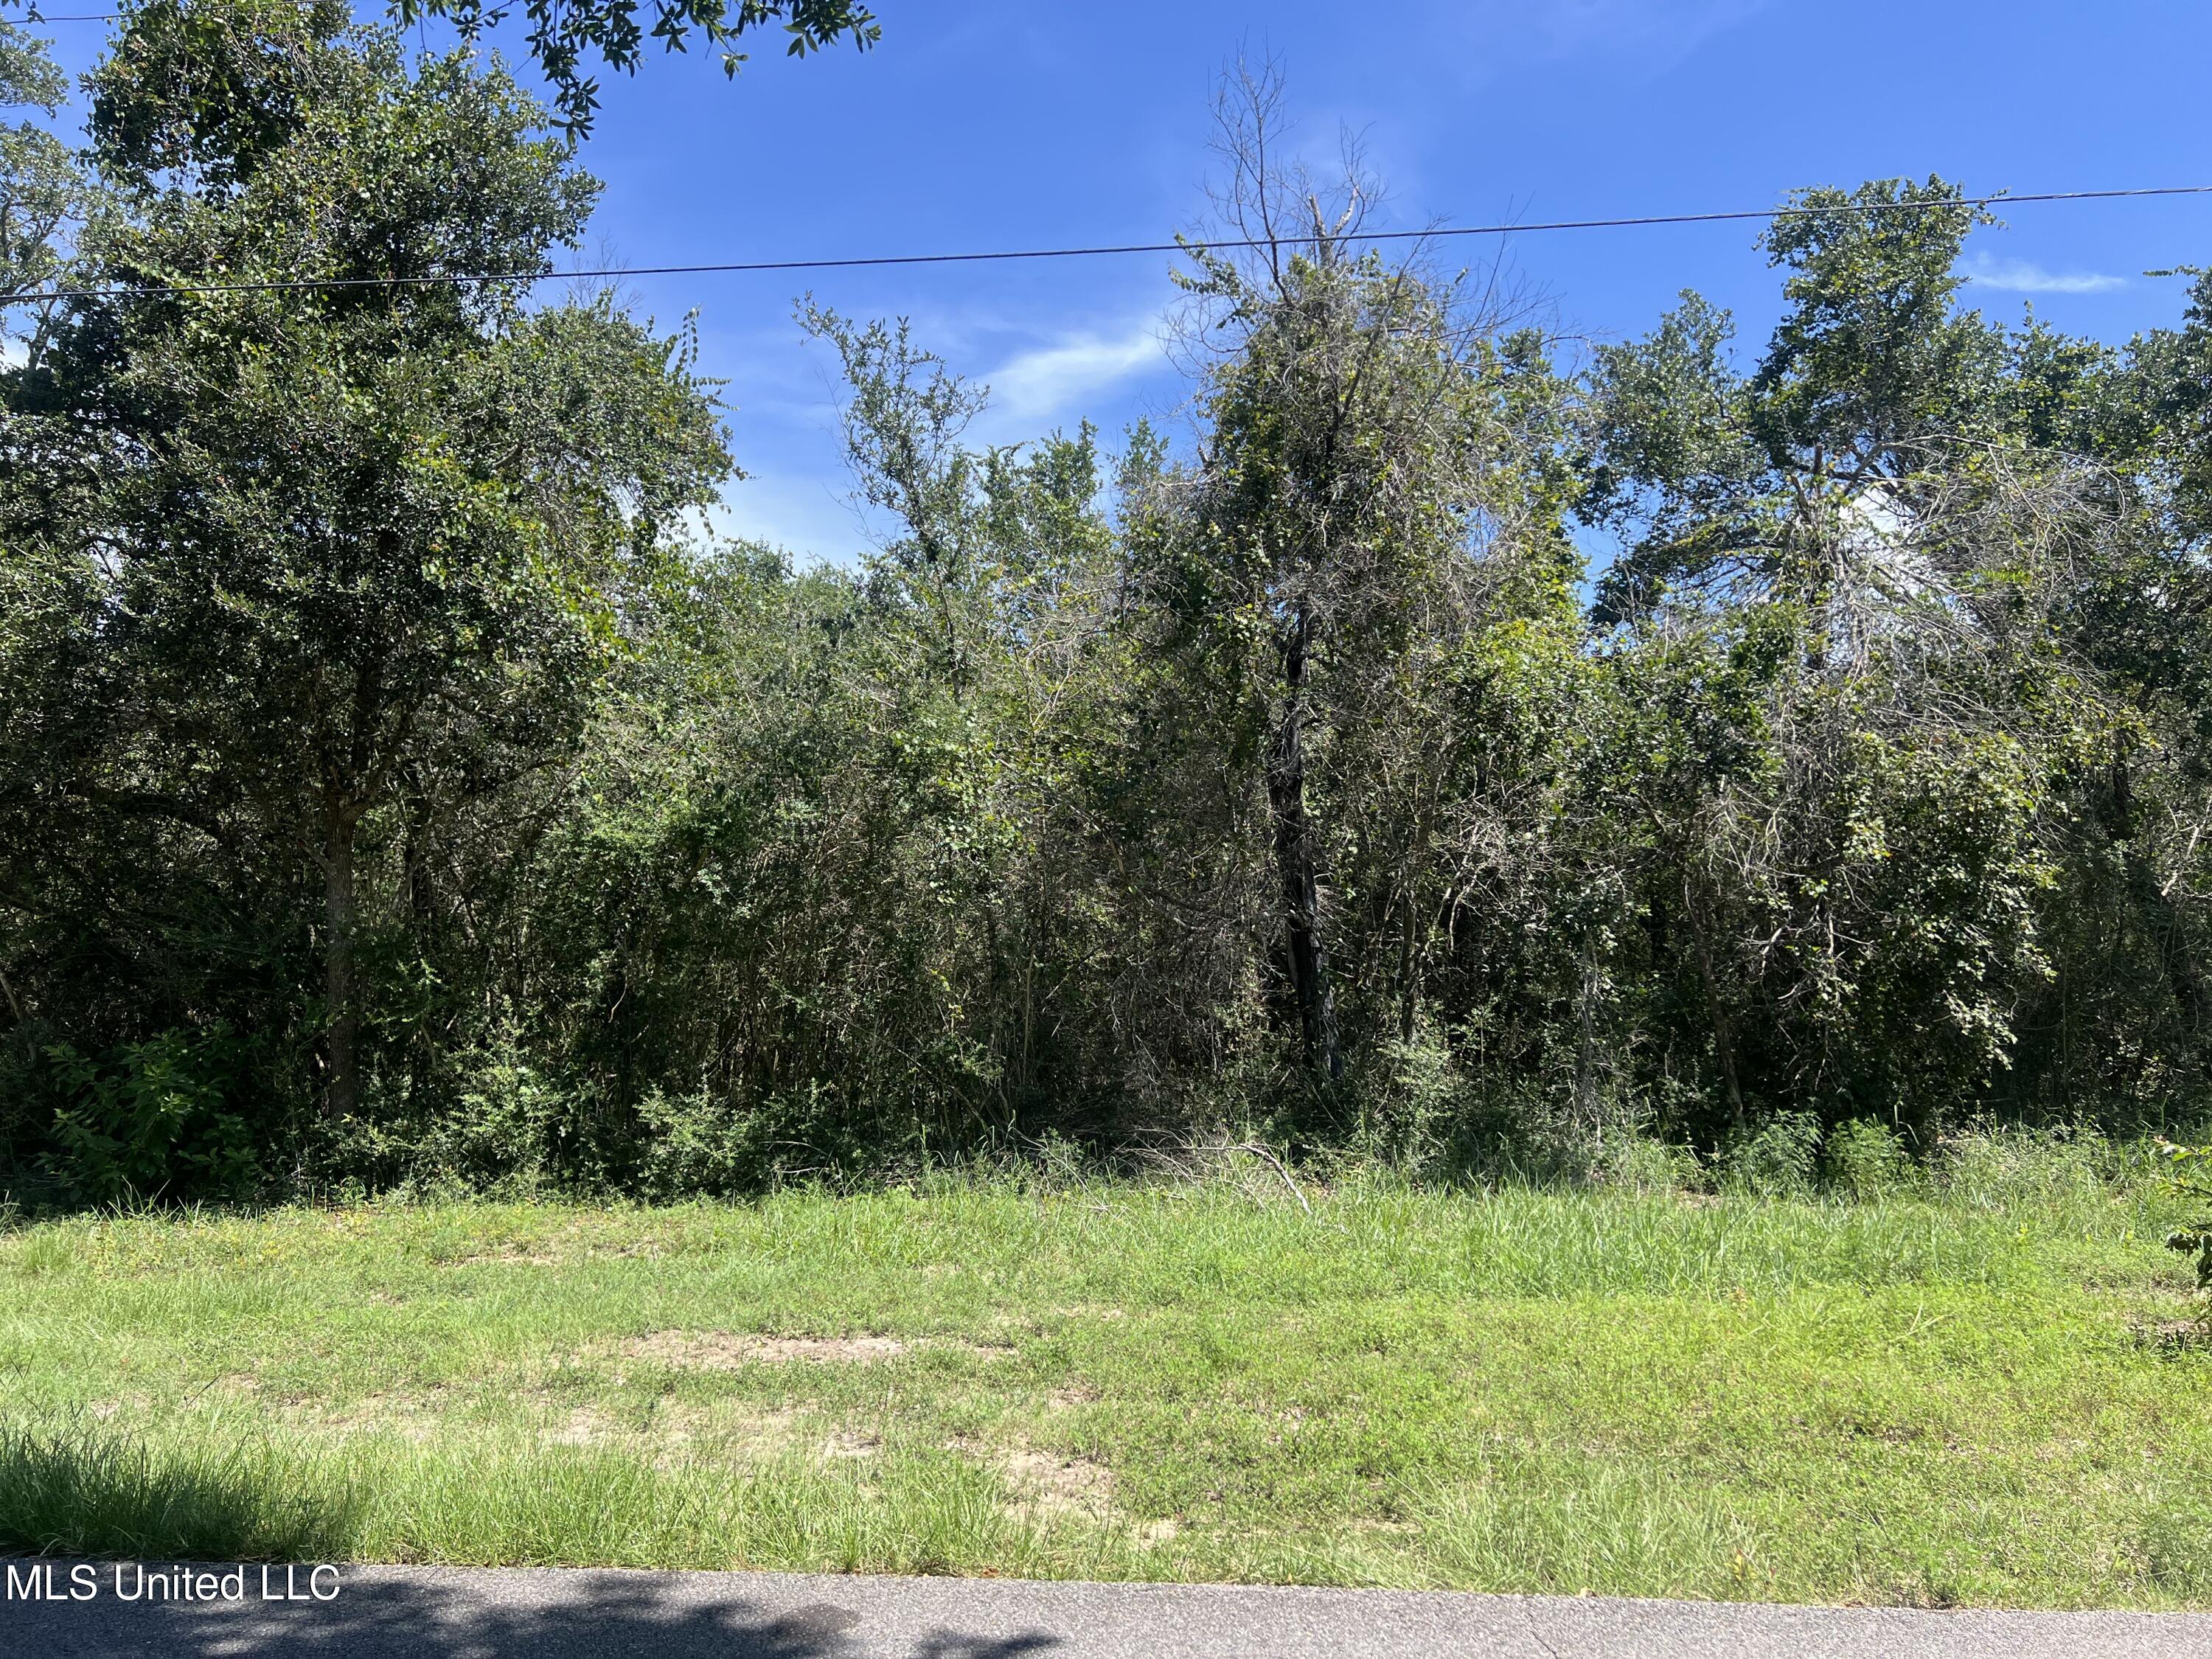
(299, 1389, 450, 1442)
(723, 1404, 807, 1450)
(622, 1330, 908, 1368)
(944, 1435, 1180, 1544)
(996, 1447, 1116, 1521)
(547, 1407, 612, 1446)
(554, 1398, 845, 1456)
(931, 1338, 1019, 1360)
(632, 1402, 810, 1465)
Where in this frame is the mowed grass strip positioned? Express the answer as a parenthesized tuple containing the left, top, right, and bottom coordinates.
(1, 1161, 2210, 1606)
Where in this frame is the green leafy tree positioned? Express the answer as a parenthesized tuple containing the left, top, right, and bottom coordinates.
(1576, 181, 2094, 1141)
(1584, 176, 2006, 636)
(0, 0, 879, 140)
(394, 0, 880, 136)
(2, 3, 727, 1132)
(1121, 66, 1576, 1093)
(0, 21, 86, 364)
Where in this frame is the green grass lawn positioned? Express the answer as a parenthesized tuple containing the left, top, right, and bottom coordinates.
(3, 1143, 2211, 1607)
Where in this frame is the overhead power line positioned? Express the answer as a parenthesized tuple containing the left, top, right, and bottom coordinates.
(2, 185, 2208, 307)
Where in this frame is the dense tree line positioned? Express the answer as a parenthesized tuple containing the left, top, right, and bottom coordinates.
(4, 17, 2212, 1203)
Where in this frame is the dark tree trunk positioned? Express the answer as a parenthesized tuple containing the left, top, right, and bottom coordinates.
(323, 811, 361, 1121)
(1683, 871, 1745, 1129)
(1395, 807, 1431, 1045)
(1270, 605, 1342, 1082)
(2125, 848, 2212, 1059)
(2112, 750, 2212, 1070)
(1397, 883, 1419, 1044)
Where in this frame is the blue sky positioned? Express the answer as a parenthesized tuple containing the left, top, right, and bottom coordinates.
(29, 0, 2212, 560)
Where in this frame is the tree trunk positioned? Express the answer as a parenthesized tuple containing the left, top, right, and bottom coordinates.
(1270, 605, 1342, 1082)
(1683, 870, 1745, 1129)
(2126, 847, 2212, 1061)
(1396, 883, 1419, 1044)
(323, 811, 361, 1121)
(2112, 750, 2212, 1070)
(1395, 807, 1431, 1045)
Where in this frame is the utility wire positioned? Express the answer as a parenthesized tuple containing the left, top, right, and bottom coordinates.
(2, 184, 2209, 307)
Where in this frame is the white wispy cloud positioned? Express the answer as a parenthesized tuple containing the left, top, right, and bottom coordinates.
(983, 321, 1168, 422)
(1961, 254, 2126, 295)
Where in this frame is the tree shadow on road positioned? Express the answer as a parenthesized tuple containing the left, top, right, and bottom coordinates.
(0, 1425, 1062, 1656)
(1, 1563, 1065, 1658)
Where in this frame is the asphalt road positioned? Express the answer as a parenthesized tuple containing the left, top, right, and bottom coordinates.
(4, 1564, 2209, 1658)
